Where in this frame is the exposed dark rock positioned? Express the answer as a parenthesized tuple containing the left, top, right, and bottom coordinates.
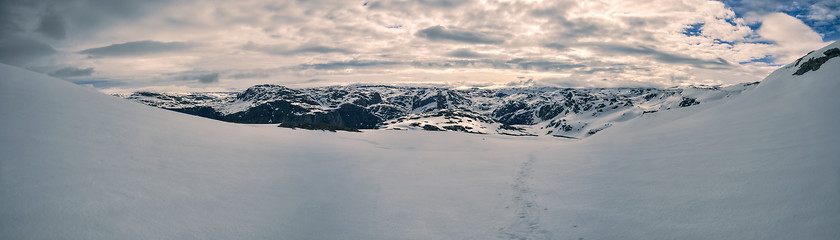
(225, 100, 309, 124)
(492, 101, 533, 125)
(442, 125, 477, 133)
(422, 124, 443, 131)
(368, 104, 405, 120)
(499, 124, 525, 131)
(536, 103, 564, 120)
(169, 106, 223, 120)
(678, 97, 699, 107)
(794, 48, 840, 76)
(278, 121, 361, 132)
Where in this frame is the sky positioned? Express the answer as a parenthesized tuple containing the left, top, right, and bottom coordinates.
(0, 0, 838, 92)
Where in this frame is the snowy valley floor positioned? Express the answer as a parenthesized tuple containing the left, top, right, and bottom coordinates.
(2, 44, 840, 240)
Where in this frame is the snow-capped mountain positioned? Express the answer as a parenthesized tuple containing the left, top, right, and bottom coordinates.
(120, 83, 758, 138)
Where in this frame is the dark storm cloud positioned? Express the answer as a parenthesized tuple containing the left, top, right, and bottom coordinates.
(366, 0, 468, 10)
(575, 67, 626, 74)
(507, 58, 585, 71)
(291, 46, 353, 55)
(243, 42, 354, 55)
(0, 0, 179, 66)
(447, 49, 485, 58)
(544, 43, 567, 50)
(538, 77, 662, 88)
(79, 40, 192, 58)
(0, 35, 56, 66)
(0, 0, 172, 38)
(48, 66, 94, 78)
(72, 79, 125, 88)
(410, 59, 496, 68)
(416, 26, 504, 44)
(296, 60, 403, 70)
(416, 0, 463, 8)
(583, 43, 732, 69)
(198, 73, 219, 84)
(293, 58, 587, 73)
(36, 10, 66, 39)
(231, 72, 271, 79)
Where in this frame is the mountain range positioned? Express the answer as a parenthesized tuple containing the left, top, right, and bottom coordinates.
(119, 81, 759, 138)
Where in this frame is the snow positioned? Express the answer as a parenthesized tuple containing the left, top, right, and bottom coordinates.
(123, 83, 758, 138)
(1, 41, 839, 239)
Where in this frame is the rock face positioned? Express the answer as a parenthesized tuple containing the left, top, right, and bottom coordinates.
(794, 48, 840, 76)
(120, 83, 758, 137)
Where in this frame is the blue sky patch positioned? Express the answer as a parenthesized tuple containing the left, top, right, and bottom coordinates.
(683, 23, 704, 36)
(718, 0, 840, 41)
(739, 55, 777, 65)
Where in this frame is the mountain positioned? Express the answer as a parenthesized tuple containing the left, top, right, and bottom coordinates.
(1, 40, 838, 239)
(120, 82, 757, 138)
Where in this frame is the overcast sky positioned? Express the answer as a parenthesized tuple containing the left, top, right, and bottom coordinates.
(1, 0, 838, 91)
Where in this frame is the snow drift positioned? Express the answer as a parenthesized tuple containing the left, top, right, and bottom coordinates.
(1, 41, 839, 239)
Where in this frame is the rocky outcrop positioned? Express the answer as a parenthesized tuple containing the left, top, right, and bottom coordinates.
(794, 48, 840, 76)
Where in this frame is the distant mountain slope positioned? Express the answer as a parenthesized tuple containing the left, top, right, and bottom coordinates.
(120, 82, 757, 138)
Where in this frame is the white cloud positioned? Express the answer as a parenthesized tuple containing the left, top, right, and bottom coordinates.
(2, 0, 833, 90)
(759, 12, 826, 63)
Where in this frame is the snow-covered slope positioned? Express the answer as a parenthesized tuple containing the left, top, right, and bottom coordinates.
(0, 63, 558, 239)
(1, 41, 838, 239)
(521, 40, 840, 239)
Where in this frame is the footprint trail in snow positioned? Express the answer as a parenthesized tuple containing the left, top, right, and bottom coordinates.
(498, 154, 552, 240)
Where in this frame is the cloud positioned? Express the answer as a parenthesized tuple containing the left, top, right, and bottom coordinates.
(447, 49, 485, 58)
(0, 36, 56, 66)
(759, 13, 825, 46)
(48, 66, 94, 78)
(718, 0, 840, 40)
(72, 79, 124, 88)
(366, 0, 468, 10)
(544, 43, 567, 50)
(2, 0, 833, 90)
(537, 77, 663, 89)
(243, 42, 354, 55)
(507, 58, 586, 71)
(416, 26, 504, 44)
(0, 0, 173, 40)
(198, 73, 219, 84)
(79, 40, 192, 58)
(296, 60, 403, 70)
(231, 72, 271, 79)
(36, 11, 67, 39)
(505, 78, 536, 87)
(583, 43, 732, 69)
(807, 1, 840, 23)
(758, 12, 826, 62)
(290, 58, 589, 74)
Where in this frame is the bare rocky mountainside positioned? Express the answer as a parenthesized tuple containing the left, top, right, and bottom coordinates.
(119, 83, 758, 138)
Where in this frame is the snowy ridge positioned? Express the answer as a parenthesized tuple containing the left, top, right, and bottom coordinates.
(120, 83, 757, 138)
